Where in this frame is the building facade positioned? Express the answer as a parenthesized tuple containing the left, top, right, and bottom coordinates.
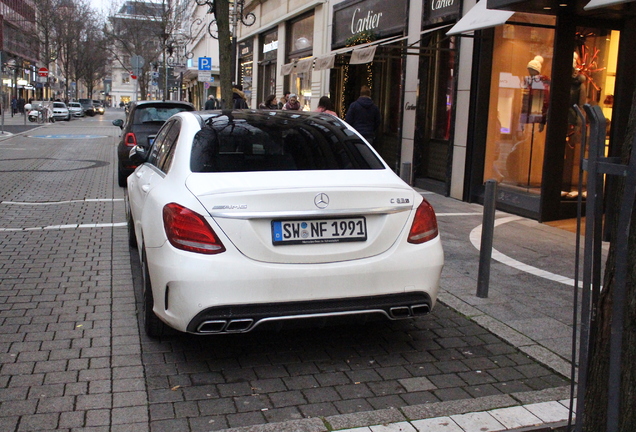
(0, 0, 39, 108)
(229, 0, 635, 222)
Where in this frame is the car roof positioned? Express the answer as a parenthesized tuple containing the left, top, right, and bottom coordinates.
(177, 109, 342, 124)
(130, 100, 195, 110)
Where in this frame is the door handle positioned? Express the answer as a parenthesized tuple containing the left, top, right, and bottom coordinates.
(141, 185, 150, 193)
(136, 171, 143, 178)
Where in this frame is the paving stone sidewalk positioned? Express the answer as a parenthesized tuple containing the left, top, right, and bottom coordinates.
(0, 119, 578, 431)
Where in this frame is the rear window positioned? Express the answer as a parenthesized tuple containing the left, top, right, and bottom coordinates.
(133, 106, 192, 125)
(190, 113, 385, 172)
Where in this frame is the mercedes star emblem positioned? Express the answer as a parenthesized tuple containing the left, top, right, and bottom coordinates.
(314, 193, 329, 209)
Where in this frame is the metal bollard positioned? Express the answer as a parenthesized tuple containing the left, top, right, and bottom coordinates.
(477, 179, 498, 298)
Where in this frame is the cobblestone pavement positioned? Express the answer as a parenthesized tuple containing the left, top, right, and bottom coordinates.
(0, 113, 572, 432)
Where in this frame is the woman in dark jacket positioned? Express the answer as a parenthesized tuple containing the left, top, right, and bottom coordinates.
(232, 85, 248, 109)
(258, 94, 278, 109)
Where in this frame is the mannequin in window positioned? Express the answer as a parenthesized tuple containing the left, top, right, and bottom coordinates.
(521, 56, 550, 132)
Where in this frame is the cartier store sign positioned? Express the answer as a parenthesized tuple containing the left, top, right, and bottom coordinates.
(332, 0, 408, 49)
(425, 0, 461, 24)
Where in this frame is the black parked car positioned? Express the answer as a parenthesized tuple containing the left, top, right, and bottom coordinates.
(113, 100, 195, 187)
(78, 98, 95, 116)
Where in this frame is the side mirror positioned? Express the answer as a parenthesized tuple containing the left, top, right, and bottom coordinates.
(129, 145, 149, 165)
(112, 119, 124, 129)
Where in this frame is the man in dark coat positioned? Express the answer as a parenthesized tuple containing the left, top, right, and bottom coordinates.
(204, 95, 218, 110)
(345, 86, 381, 145)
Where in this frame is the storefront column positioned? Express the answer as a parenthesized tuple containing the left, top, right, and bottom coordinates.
(450, 0, 475, 200)
(399, 0, 424, 184)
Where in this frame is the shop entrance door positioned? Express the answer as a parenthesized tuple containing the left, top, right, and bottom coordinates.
(331, 45, 405, 172)
(413, 31, 457, 192)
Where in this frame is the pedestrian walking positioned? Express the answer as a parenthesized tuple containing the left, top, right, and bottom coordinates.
(10, 97, 17, 117)
(282, 93, 301, 111)
(345, 85, 381, 145)
(314, 96, 338, 117)
(17, 97, 25, 115)
(232, 85, 249, 109)
(258, 94, 278, 109)
(204, 95, 219, 110)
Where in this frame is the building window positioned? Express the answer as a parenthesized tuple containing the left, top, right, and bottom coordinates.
(122, 73, 130, 84)
(286, 13, 314, 110)
(484, 20, 555, 191)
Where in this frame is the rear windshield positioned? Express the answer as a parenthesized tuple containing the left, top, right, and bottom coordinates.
(133, 105, 192, 125)
(190, 113, 385, 172)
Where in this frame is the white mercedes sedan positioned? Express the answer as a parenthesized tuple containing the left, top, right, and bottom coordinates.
(126, 110, 444, 337)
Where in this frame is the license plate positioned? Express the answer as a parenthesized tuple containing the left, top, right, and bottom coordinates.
(272, 217, 367, 245)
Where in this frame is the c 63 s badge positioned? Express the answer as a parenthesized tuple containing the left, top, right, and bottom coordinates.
(391, 198, 410, 204)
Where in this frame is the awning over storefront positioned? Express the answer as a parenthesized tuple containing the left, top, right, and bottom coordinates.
(281, 62, 295, 76)
(584, 0, 636, 9)
(446, 0, 515, 35)
(295, 58, 313, 73)
(313, 54, 335, 71)
(350, 46, 377, 64)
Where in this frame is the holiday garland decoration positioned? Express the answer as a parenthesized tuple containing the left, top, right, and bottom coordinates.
(340, 31, 377, 117)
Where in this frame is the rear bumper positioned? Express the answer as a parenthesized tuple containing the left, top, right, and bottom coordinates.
(145, 236, 444, 334)
(187, 292, 433, 333)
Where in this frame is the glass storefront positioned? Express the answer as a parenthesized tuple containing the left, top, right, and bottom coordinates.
(562, 28, 620, 198)
(413, 30, 457, 187)
(258, 30, 278, 105)
(238, 40, 253, 106)
(286, 13, 314, 110)
(483, 17, 555, 193)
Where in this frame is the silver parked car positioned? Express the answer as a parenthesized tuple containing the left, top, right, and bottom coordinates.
(51, 102, 71, 121)
(68, 101, 84, 117)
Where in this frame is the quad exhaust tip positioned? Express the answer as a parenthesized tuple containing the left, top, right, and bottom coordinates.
(389, 304, 431, 319)
(197, 319, 254, 333)
(196, 304, 431, 333)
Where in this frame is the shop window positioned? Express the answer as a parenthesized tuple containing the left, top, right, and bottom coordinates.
(562, 28, 619, 199)
(286, 13, 314, 110)
(484, 22, 555, 192)
(258, 30, 278, 104)
(413, 31, 457, 183)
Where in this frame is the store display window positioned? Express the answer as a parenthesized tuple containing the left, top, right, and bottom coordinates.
(561, 28, 619, 199)
(286, 13, 314, 110)
(483, 17, 555, 193)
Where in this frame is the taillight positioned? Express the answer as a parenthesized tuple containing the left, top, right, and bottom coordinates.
(124, 132, 137, 147)
(163, 203, 226, 254)
(408, 198, 439, 244)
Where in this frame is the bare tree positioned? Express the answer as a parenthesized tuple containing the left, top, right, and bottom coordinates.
(76, 23, 111, 99)
(105, 0, 191, 101)
(54, 0, 94, 100)
(582, 86, 636, 431)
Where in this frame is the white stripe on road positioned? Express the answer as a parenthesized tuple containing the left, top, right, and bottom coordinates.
(436, 212, 577, 287)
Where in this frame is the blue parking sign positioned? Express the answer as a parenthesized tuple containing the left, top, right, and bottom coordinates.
(198, 57, 212, 71)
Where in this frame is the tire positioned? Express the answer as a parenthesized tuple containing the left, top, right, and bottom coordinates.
(142, 251, 166, 338)
(118, 166, 128, 187)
